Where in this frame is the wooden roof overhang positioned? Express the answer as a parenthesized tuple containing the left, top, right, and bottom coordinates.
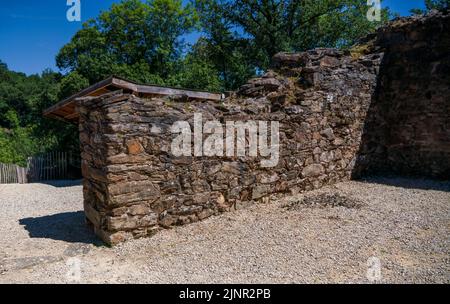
(43, 75, 224, 123)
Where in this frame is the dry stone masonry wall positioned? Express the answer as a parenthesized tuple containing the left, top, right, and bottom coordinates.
(354, 10, 450, 178)
(78, 11, 450, 244)
(78, 49, 381, 244)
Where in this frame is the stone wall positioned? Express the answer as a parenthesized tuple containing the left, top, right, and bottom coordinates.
(78, 48, 381, 244)
(353, 10, 450, 178)
(77, 11, 449, 244)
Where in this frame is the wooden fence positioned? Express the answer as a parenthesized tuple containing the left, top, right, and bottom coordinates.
(0, 163, 27, 184)
(0, 151, 81, 184)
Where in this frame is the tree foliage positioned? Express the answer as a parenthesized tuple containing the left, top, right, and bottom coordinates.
(56, 0, 198, 84)
(411, 0, 449, 14)
(0, 61, 79, 166)
(223, 0, 391, 68)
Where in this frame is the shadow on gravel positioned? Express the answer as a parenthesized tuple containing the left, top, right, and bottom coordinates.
(19, 211, 100, 244)
(358, 176, 450, 192)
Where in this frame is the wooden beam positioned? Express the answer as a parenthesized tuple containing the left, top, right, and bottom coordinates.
(135, 84, 222, 101)
(43, 76, 115, 117)
(111, 77, 139, 92)
(111, 75, 222, 100)
(43, 75, 224, 122)
(64, 112, 79, 120)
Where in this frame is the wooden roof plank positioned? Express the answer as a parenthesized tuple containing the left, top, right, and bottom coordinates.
(43, 75, 223, 122)
(43, 76, 115, 116)
(135, 84, 222, 101)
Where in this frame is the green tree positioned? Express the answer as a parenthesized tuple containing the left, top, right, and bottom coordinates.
(58, 71, 89, 99)
(0, 61, 79, 166)
(191, 0, 257, 90)
(411, 0, 449, 14)
(219, 0, 391, 68)
(168, 45, 222, 91)
(56, 0, 198, 84)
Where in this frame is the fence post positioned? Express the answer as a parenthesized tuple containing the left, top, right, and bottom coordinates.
(0, 151, 76, 184)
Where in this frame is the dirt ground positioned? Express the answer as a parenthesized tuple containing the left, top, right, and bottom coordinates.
(0, 177, 449, 283)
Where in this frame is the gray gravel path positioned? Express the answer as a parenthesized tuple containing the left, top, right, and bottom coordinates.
(0, 178, 449, 283)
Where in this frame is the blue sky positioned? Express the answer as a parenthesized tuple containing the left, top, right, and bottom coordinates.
(0, 0, 426, 75)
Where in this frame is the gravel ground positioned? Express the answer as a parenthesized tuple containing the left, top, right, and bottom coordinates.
(0, 178, 449, 283)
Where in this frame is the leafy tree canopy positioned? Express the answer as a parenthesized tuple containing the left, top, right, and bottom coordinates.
(411, 0, 449, 14)
(56, 0, 198, 84)
(0, 61, 78, 166)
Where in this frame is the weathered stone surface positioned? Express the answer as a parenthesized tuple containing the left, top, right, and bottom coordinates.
(271, 52, 308, 68)
(260, 173, 279, 184)
(251, 184, 271, 200)
(107, 180, 158, 196)
(107, 213, 158, 231)
(250, 78, 281, 91)
(77, 11, 450, 245)
(105, 230, 133, 245)
(352, 10, 450, 179)
(302, 164, 325, 177)
(126, 139, 144, 155)
(109, 186, 160, 206)
(320, 56, 340, 67)
(128, 204, 151, 216)
(320, 128, 334, 140)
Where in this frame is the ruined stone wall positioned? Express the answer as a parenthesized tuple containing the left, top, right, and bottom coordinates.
(354, 10, 450, 178)
(78, 48, 381, 244)
(78, 11, 449, 244)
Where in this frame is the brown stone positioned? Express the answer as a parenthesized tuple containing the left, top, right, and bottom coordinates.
(159, 213, 176, 228)
(320, 128, 334, 139)
(108, 180, 158, 196)
(106, 231, 133, 245)
(302, 164, 325, 177)
(197, 208, 214, 220)
(128, 204, 151, 216)
(320, 56, 340, 67)
(252, 184, 271, 200)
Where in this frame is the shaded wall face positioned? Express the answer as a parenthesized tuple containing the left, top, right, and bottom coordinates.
(355, 12, 450, 179)
(77, 49, 380, 244)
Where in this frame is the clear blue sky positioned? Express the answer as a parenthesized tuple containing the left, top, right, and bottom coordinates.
(0, 0, 426, 75)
